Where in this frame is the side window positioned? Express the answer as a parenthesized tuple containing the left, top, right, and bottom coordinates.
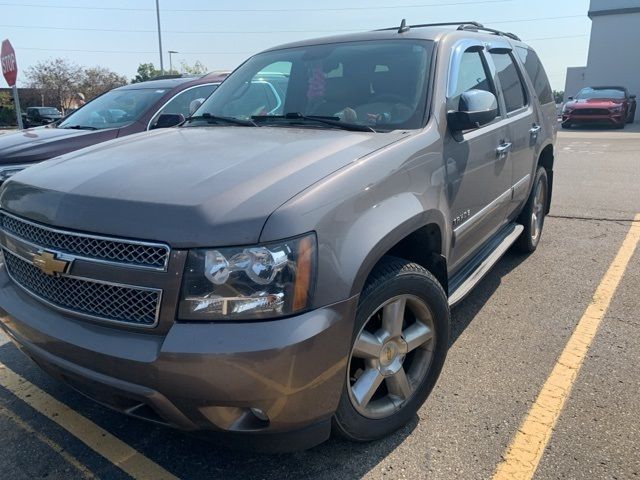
(490, 52, 527, 113)
(515, 47, 553, 105)
(154, 84, 217, 124)
(448, 50, 495, 112)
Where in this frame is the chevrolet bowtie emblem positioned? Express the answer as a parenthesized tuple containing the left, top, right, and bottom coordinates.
(32, 250, 71, 276)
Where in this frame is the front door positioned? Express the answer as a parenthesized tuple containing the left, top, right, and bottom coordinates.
(443, 44, 512, 271)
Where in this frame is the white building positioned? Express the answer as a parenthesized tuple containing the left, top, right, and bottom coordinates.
(564, 0, 640, 118)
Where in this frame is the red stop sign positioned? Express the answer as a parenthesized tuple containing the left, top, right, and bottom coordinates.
(1, 39, 18, 87)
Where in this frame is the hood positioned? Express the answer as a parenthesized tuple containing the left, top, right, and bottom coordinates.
(568, 98, 624, 108)
(0, 126, 407, 247)
(0, 126, 119, 164)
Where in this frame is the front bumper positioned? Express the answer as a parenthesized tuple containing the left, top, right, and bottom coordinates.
(0, 268, 357, 451)
(563, 111, 625, 125)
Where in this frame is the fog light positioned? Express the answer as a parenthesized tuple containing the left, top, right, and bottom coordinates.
(250, 407, 269, 422)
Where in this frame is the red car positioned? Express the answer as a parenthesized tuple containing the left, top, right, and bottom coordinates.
(562, 86, 637, 129)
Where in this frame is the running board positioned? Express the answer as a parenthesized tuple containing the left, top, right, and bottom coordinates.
(448, 223, 524, 307)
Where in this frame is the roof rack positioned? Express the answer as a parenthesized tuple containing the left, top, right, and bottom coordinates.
(377, 20, 521, 42)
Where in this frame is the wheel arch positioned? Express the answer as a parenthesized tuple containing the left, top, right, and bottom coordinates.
(537, 142, 554, 214)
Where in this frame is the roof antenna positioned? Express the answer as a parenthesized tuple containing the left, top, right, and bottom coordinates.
(398, 19, 410, 33)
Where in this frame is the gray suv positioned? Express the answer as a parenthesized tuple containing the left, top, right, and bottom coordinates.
(0, 22, 556, 451)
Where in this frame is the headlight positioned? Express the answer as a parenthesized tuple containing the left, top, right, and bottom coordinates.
(562, 106, 573, 114)
(610, 105, 623, 112)
(178, 233, 317, 321)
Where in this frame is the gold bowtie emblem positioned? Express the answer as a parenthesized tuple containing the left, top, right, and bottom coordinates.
(32, 251, 70, 276)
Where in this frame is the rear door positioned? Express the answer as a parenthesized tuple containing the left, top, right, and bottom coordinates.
(444, 42, 513, 270)
(488, 47, 541, 211)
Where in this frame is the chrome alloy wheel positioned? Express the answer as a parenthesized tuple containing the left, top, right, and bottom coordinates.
(347, 294, 436, 419)
(530, 177, 547, 242)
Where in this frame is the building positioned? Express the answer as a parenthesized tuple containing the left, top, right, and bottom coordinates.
(564, 0, 640, 120)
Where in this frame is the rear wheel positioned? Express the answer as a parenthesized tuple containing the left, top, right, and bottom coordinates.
(333, 258, 449, 442)
(515, 167, 548, 253)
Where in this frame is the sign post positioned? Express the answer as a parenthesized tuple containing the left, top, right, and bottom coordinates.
(1, 39, 23, 129)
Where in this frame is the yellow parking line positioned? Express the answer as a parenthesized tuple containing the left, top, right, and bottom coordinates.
(0, 363, 179, 480)
(493, 213, 640, 480)
(0, 404, 96, 479)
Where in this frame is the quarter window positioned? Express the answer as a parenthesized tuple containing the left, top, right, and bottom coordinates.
(515, 47, 553, 105)
(490, 52, 527, 113)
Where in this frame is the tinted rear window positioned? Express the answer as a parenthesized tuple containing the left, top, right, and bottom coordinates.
(515, 47, 553, 105)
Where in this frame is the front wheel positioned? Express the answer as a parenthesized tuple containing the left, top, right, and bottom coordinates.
(514, 167, 548, 253)
(627, 106, 636, 124)
(333, 257, 449, 442)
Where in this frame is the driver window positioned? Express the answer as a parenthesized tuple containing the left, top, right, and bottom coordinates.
(151, 84, 217, 127)
(448, 50, 495, 111)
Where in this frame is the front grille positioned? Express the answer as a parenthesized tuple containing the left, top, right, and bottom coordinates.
(573, 108, 609, 116)
(3, 250, 161, 326)
(0, 212, 169, 270)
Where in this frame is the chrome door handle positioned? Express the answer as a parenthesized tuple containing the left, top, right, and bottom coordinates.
(496, 142, 512, 160)
(530, 125, 542, 135)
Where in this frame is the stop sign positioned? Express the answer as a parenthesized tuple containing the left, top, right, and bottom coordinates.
(1, 39, 18, 87)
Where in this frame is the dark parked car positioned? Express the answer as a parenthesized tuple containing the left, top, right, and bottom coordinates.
(0, 22, 556, 451)
(562, 86, 636, 129)
(0, 72, 228, 182)
(23, 106, 63, 127)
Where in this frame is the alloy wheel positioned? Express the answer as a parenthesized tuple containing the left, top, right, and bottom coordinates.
(530, 177, 546, 242)
(347, 294, 436, 419)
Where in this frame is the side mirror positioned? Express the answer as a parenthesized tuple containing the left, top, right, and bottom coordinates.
(189, 98, 205, 116)
(447, 90, 498, 131)
(568, 96, 574, 101)
(152, 113, 185, 129)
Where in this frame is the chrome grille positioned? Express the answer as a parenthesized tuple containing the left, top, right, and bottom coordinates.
(3, 250, 161, 326)
(0, 212, 169, 270)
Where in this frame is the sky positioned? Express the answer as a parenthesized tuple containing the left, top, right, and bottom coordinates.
(1, 0, 592, 91)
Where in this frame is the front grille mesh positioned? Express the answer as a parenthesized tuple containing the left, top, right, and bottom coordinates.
(573, 108, 609, 116)
(0, 212, 169, 269)
(4, 250, 160, 326)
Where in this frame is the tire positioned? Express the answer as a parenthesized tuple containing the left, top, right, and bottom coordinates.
(627, 106, 636, 124)
(615, 122, 625, 130)
(514, 167, 548, 253)
(561, 122, 571, 129)
(332, 257, 450, 442)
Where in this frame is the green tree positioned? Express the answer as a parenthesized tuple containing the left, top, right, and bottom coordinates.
(131, 63, 162, 83)
(553, 90, 564, 104)
(180, 60, 208, 75)
(80, 66, 127, 99)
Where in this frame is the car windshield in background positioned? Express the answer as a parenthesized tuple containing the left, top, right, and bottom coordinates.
(38, 108, 60, 115)
(576, 88, 626, 100)
(58, 88, 167, 130)
(191, 40, 434, 131)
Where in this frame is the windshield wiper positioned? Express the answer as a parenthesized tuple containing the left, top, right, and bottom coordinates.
(61, 125, 98, 130)
(184, 113, 258, 127)
(252, 113, 376, 132)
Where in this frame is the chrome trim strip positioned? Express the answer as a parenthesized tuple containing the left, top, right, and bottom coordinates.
(512, 174, 531, 197)
(0, 210, 171, 272)
(453, 188, 512, 240)
(1, 247, 162, 329)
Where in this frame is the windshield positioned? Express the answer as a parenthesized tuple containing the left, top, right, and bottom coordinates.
(576, 87, 626, 100)
(59, 88, 167, 129)
(192, 40, 434, 131)
(39, 108, 60, 115)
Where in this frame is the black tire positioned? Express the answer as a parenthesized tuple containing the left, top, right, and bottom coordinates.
(626, 106, 636, 124)
(332, 257, 450, 442)
(561, 122, 571, 129)
(514, 167, 548, 253)
(615, 122, 625, 130)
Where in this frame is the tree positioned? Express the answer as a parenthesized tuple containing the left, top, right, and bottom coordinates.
(80, 67, 127, 100)
(180, 60, 208, 75)
(25, 58, 82, 110)
(553, 90, 564, 104)
(131, 63, 162, 83)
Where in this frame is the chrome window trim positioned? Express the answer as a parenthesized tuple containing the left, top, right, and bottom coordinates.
(146, 82, 220, 130)
(0, 210, 171, 272)
(1, 247, 163, 329)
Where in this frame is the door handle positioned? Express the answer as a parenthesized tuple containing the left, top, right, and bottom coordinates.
(496, 142, 512, 160)
(530, 124, 542, 139)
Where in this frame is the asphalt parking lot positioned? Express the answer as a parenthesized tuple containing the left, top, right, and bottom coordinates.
(1, 124, 639, 479)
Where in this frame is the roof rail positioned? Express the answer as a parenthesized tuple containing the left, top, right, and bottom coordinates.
(377, 21, 521, 42)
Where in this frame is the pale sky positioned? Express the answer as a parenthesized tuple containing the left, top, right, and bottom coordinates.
(1, 0, 592, 90)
